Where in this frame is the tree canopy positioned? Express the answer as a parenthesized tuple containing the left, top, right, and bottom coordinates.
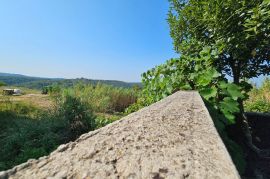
(0, 81, 6, 87)
(168, 0, 270, 83)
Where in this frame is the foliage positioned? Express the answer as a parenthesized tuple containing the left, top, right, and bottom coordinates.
(0, 97, 41, 118)
(42, 85, 61, 95)
(70, 83, 138, 113)
(168, 0, 270, 83)
(137, 48, 248, 172)
(0, 109, 67, 171)
(0, 95, 95, 170)
(55, 91, 96, 139)
(244, 78, 270, 112)
(141, 47, 247, 123)
(125, 97, 145, 114)
(95, 113, 123, 129)
(245, 100, 270, 113)
(136, 0, 270, 173)
(0, 84, 136, 171)
(0, 81, 6, 87)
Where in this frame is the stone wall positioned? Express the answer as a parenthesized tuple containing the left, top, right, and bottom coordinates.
(0, 91, 240, 179)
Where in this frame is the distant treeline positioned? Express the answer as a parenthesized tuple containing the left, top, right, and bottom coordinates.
(0, 73, 141, 89)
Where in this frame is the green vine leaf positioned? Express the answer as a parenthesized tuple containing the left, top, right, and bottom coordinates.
(200, 87, 217, 100)
(227, 84, 245, 100)
(219, 97, 240, 123)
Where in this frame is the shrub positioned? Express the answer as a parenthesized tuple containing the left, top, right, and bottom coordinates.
(95, 113, 122, 129)
(42, 84, 62, 95)
(55, 90, 96, 140)
(244, 78, 270, 113)
(245, 100, 270, 113)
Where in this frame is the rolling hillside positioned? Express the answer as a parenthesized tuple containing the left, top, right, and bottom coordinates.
(0, 73, 141, 89)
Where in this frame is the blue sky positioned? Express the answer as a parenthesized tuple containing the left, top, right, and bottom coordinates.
(0, 0, 176, 82)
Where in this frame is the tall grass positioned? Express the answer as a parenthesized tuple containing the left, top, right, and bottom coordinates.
(70, 83, 138, 113)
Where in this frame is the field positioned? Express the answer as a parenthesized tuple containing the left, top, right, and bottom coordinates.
(0, 83, 138, 171)
(0, 94, 52, 109)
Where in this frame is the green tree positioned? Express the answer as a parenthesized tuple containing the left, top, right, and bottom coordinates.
(166, 0, 270, 156)
(168, 0, 270, 83)
(0, 81, 6, 87)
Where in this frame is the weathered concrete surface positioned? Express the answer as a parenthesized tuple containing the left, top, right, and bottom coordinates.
(0, 91, 240, 179)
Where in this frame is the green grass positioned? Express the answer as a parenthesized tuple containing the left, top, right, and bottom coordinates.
(0, 94, 94, 171)
(0, 112, 67, 171)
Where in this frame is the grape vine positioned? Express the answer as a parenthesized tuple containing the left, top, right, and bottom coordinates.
(141, 47, 249, 123)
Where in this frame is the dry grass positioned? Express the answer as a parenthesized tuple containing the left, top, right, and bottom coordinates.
(10, 94, 53, 109)
(0, 93, 53, 110)
(0, 86, 53, 110)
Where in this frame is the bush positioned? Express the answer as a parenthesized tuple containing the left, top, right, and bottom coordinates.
(42, 84, 61, 95)
(95, 113, 122, 129)
(55, 91, 96, 139)
(125, 97, 145, 114)
(245, 78, 270, 113)
(245, 100, 270, 113)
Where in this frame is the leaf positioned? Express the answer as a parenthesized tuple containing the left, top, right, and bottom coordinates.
(189, 73, 197, 80)
(166, 85, 173, 94)
(223, 112, 236, 123)
(221, 97, 240, 113)
(181, 83, 192, 90)
(219, 81, 228, 89)
(200, 87, 217, 100)
(209, 68, 221, 78)
(219, 97, 240, 123)
(227, 84, 244, 100)
(196, 74, 212, 86)
(196, 68, 220, 86)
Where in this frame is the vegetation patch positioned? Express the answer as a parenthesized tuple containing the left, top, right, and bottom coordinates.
(0, 83, 137, 171)
(245, 78, 270, 113)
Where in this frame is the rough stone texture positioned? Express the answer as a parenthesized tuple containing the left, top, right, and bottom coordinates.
(0, 91, 240, 179)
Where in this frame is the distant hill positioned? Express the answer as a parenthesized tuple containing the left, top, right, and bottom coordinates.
(0, 73, 27, 77)
(0, 73, 141, 89)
